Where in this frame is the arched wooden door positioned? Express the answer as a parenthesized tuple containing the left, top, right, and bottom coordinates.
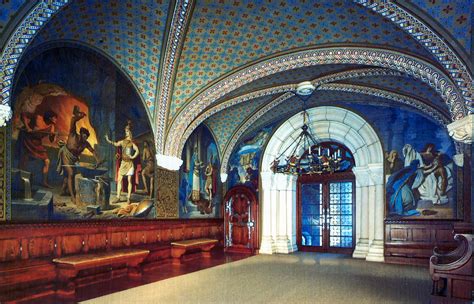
(223, 185, 259, 254)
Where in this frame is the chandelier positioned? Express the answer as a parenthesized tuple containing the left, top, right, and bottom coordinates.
(270, 82, 344, 175)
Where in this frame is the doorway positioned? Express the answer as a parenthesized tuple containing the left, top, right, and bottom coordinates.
(297, 173, 355, 254)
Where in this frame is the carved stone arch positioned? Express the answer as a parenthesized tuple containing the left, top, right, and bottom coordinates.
(166, 46, 467, 158)
(260, 106, 385, 262)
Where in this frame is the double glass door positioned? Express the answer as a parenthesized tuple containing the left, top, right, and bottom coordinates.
(298, 178, 354, 253)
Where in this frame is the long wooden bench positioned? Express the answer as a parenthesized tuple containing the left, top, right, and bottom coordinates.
(53, 248, 149, 298)
(170, 238, 218, 265)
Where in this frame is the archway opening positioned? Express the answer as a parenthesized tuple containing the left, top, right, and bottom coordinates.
(260, 106, 385, 262)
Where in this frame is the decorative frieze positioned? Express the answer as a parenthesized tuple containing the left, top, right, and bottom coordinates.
(155, 167, 179, 218)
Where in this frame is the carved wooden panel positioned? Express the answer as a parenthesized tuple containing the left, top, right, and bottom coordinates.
(28, 237, 54, 258)
(87, 233, 107, 251)
(0, 239, 20, 261)
(385, 220, 460, 265)
(61, 235, 84, 255)
(144, 230, 159, 244)
(156, 168, 179, 218)
(110, 232, 128, 248)
(129, 231, 145, 245)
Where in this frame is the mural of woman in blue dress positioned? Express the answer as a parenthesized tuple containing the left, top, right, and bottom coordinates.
(386, 160, 423, 216)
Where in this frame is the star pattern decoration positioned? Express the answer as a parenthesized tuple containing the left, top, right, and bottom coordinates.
(341, 75, 446, 110)
(0, 0, 26, 36)
(27, 0, 169, 115)
(410, 0, 471, 52)
(171, 0, 436, 119)
(205, 95, 273, 153)
(219, 64, 366, 102)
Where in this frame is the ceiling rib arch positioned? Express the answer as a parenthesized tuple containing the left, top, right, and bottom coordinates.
(165, 46, 466, 158)
(219, 83, 450, 175)
(354, 0, 472, 104)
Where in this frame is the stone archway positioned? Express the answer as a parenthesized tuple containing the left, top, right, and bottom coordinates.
(260, 106, 385, 262)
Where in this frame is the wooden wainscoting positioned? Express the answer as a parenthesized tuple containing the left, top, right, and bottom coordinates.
(0, 219, 223, 302)
(385, 220, 461, 265)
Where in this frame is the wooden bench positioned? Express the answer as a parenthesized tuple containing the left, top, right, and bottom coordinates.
(170, 238, 218, 265)
(430, 234, 474, 303)
(53, 248, 149, 298)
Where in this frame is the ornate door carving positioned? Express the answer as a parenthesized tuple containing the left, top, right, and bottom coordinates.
(223, 186, 258, 254)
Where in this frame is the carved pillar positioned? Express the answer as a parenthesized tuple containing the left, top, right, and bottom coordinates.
(0, 126, 6, 221)
(447, 115, 473, 222)
(155, 167, 179, 218)
(286, 175, 298, 253)
(275, 174, 289, 253)
(366, 164, 385, 262)
(260, 172, 275, 254)
(447, 114, 473, 144)
(352, 167, 370, 259)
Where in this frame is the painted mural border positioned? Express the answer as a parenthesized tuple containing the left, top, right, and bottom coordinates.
(155, 0, 194, 154)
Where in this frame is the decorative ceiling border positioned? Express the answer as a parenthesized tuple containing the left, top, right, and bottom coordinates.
(353, 0, 472, 105)
(219, 83, 450, 174)
(0, 0, 70, 110)
(154, 0, 194, 154)
(165, 47, 466, 157)
(193, 67, 403, 159)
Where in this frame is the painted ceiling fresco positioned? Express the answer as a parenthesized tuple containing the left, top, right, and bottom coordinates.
(0, 0, 26, 36)
(410, 0, 471, 53)
(218, 64, 368, 102)
(171, 0, 437, 118)
(205, 95, 275, 153)
(342, 74, 447, 111)
(242, 91, 446, 140)
(26, 0, 170, 116)
(2, 0, 470, 163)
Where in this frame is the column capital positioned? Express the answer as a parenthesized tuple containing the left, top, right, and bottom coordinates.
(368, 163, 384, 186)
(447, 114, 473, 144)
(352, 166, 371, 187)
(0, 104, 12, 127)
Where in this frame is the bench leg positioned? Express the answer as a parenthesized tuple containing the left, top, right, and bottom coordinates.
(56, 268, 78, 299)
(171, 247, 186, 265)
(201, 244, 216, 258)
(127, 259, 143, 280)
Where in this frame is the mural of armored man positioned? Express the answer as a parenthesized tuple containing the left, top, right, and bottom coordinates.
(105, 121, 140, 204)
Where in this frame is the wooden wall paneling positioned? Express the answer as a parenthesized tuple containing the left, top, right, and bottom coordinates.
(87, 233, 107, 252)
(129, 231, 144, 246)
(28, 237, 54, 258)
(110, 232, 128, 248)
(61, 235, 84, 256)
(20, 238, 29, 259)
(0, 239, 20, 261)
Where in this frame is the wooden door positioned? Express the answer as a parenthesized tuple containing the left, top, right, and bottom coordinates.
(297, 173, 355, 254)
(223, 185, 259, 254)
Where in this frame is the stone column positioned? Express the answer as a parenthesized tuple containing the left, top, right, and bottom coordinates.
(366, 164, 385, 262)
(447, 114, 473, 222)
(259, 172, 275, 254)
(352, 166, 371, 259)
(286, 175, 298, 252)
(275, 173, 290, 253)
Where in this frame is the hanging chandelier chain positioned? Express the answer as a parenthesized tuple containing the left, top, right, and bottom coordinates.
(270, 81, 353, 175)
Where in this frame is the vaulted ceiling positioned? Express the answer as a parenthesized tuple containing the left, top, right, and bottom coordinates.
(0, 0, 471, 164)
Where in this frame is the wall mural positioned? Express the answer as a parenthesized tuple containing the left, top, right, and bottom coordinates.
(227, 126, 274, 191)
(343, 103, 458, 220)
(10, 46, 156, 221)
(179, 125, 221, 218)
